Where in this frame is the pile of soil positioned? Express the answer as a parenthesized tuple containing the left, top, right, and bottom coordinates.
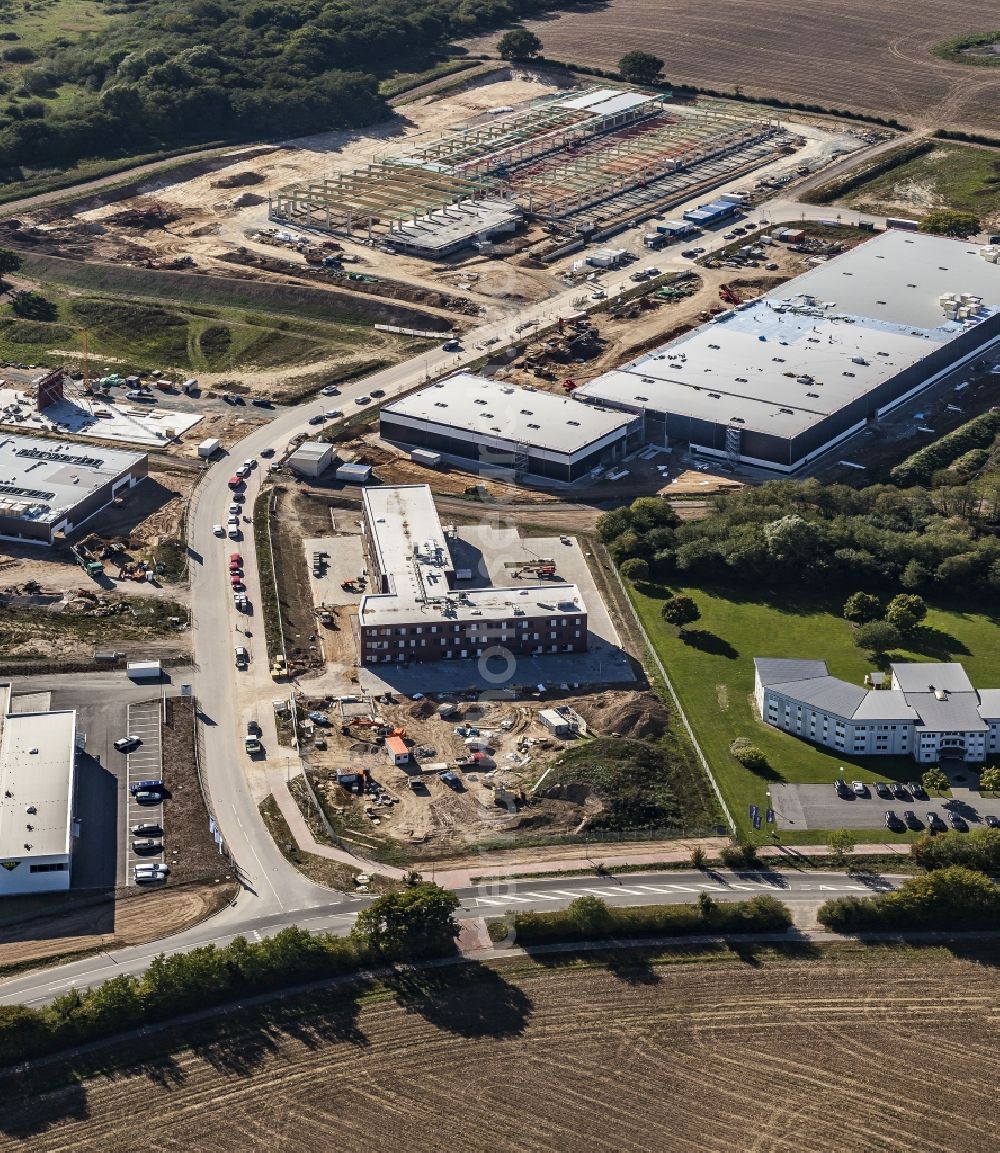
(211, 171, 265, 189)
(574, 690, 669, 740)
(232, 192, 266, 208)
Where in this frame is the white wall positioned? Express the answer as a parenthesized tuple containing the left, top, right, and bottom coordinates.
(0, 853, 70, 895)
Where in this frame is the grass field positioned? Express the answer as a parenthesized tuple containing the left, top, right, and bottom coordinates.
(0, 291, 401, 374)
(628, 582, 1000, 835)
(3, 944, 998, 1150)
(459, 0, 1000, 132)
(841, 142, 1000, 226)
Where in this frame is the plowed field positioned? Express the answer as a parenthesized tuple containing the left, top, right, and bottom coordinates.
(460, 1, 1000, 133)
(5, 945, 999, 1151)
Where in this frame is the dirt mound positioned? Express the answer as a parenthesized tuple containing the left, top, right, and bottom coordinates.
(574, 690, 668, 739)
(211, 171, 265, 189)
(410, 698, 436, 720)
(232, 192, 266, 208)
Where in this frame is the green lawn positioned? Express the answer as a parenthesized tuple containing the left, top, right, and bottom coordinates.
(845, 143, 1000, 224)
(628, 582, 1000, 837)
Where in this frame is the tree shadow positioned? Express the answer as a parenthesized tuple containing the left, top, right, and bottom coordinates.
(602, 946, 661, 986)
(908, 625, 970, 660)
(680, 629, 738, 659)
(0, 1076, 88, 1139)
(386, 962, 532, 1039)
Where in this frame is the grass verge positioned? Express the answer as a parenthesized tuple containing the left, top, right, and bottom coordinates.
(252, 485, 284, 667)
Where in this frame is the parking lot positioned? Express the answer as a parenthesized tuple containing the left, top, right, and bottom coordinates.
(771, 780, 1000, 831)
(123, 700, 164, 885)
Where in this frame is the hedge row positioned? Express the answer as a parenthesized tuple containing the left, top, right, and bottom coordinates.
(503, 894, 791, 945)
(817, 866, 1000, 932)
(890, 410, 1000, 487)
(912, 828, 1000, 874)
(799, 139, 935, 205)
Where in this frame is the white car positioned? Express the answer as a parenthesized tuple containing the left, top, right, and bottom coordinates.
(228, 524, 241, 540)
(354, 395, 371, 405)
(213, 524, 225, 537)
(243, 458, 255, 471)
(228, 504, 240, 517)
(134, 863, 169, 883)
(325, 409, 342, 419)
(321, 385, 340, 396)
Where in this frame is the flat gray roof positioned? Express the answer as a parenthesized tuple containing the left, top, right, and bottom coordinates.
(0, 433, 145, 525)
(576, 231, 1000, 441)
(764, 230, 1000, 329)
(891, 663, 974, 693)
(0, 684, 76, 859)
(392, 198, 521, 253)
(288, 441, 333, 463)
(382, 374, 636, 456)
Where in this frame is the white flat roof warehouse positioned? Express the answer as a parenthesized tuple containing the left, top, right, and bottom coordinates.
(0, 685, 75, 860)
(0, 433, 145, 526)
(383, 375, 636, 455)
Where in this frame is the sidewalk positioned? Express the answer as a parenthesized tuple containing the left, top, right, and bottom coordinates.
(265, 770, 407, 880)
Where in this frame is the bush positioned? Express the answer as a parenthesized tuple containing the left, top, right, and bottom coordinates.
(912, 827, 1000, 873)
(619, 556, 650, 583)
(729, 741, 769, 771)
(508, 893, 791, 945)
(719, 842, 759, 869)
(890, 411, 1000, 486)
(818, 866, 1000, 932)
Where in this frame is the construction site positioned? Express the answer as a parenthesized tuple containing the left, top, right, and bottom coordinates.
(269, 86, 792, 254)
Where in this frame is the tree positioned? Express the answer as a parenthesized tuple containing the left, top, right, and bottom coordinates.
(919, 209, 980, 238)
(10, 290, 56, 321)
(497, 28, 542, 60)
(843, 591, 881, 624)
(660, 593, 700, 631)
(618, 50, 664, 85)
(566, 894, 614, 936)
(854, 619, 901, 658)
(979, 766, 1000, 794)
(921, 766, 949, 796)
(827, 827, 856, 866)
(900, 559, 929, 591)
(690, 846, 706, 869)
(884, 593, 927, 635)
(351, 882, 460, 958)
(619, 556, 649, 583)
(0, 247, 21, 286)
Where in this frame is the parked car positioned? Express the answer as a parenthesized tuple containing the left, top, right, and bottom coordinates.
(230, 552, 242, 565)
(235, 646, 249, 668)
(927, 811, 947, 833)
(370, 388, 385, 397)
(243, 458, 256, 471)
(354, 395, 371, 405)
(891, 782, 908, 800)
(321, 385, 340, 396)
(132, 838, 163, 854)
(908, 782, 927, 799)
(949, 813, 969, 832)
(251, 398, 272, 408)
(985, 815, 1000, 829)
(129, 779, 164, 796)
(260, 447, 275, 458)
(131, 822, 162, 837)
(114, 735, 141, 752)
(903, 810, 922, 831)
(228, 504, 241, 518)
(133, 790, 163, 806)
(325, 409, 343, 419)
(307, 710, 329, 725)
(438, 770, 462, 791)
(134, 864, 169, 883)
(309, 414, 325, 425)
(213, 524, 225, 537)
(851, 781, 868, 797)
(884, 810, 905, 832)
(834, 779, 852, 798)
(874, 782, 892, 799)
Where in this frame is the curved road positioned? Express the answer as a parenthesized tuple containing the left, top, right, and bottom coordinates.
(1, 188, 905, 1004)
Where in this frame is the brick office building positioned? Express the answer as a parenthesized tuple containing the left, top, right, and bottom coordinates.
(358, 485, 587, 665)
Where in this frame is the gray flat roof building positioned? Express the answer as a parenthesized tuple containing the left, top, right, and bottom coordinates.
(380, 374, 640, 482)
(575, 231, 1000, 471)
(0, 433, 147, 544)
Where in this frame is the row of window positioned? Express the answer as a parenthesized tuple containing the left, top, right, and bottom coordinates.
(366, 630, 583, 651)
(372, 617, 583, 637)
(29, 862, 68, 873)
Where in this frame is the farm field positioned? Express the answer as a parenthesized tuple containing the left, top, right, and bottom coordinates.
(836, 142, 1000, 228)
(3, 945, 998, 1151)
(459, 0, 1000, 133)
(627, 583, 1000, 834)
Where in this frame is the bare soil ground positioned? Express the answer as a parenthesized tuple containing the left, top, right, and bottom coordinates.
(0, 882, 234, 973)
(460, 2, 1000, 134)
(269, 484, 330, 671)
(6, 944, 998, 1151)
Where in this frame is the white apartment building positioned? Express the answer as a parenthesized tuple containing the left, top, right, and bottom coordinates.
(754, 659, 1000, 764)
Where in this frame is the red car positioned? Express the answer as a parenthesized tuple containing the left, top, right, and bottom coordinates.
(228, 476, 242, 490)
(231, 575, 244, 590)
(229, 553, 242, 565)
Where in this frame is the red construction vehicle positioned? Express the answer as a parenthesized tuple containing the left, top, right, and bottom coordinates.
(719, 283, 742, 307)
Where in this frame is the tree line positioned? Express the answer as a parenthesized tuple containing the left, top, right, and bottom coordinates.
(0, 883, 459, 1065)
(0, 0, 589, 171)
(599, 482, 1000, 597)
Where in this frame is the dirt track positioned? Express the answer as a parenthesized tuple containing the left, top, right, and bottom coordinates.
(7, 945, 998, 1150)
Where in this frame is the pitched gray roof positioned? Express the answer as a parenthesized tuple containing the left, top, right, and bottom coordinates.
(766, 675, 867, 720)
(753, 658, 828, 687)
(978, 690, 1000, 722)
(890, 663, 973, 694)
(853, 690, 917, 721)
(907, 692, 989, 733)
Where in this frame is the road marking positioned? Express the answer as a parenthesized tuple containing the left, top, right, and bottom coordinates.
(516, 891, 563, 901)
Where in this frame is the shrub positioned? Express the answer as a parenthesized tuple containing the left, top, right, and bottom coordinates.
(619, 556, 650, 583)
(719, 842, 759, 869)
(912, 827, 1000, 873)
(891, 411, 1000, 486)
(818, 866, 1000, 931)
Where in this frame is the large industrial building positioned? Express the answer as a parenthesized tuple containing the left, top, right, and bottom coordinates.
(358, 485, 587, 665)
(380, 374, 640, 481)
(0, 683, 77, 894)
(270, 86, 788, 255)
(755, 658, 1000, 764)
(575, 231, 1000, 471)
(0, 434, 147, 545)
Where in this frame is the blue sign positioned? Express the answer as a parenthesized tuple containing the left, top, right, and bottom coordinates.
(765, 808, 775, 824)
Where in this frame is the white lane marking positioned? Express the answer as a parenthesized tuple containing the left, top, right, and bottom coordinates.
(516, 891, 563, 901)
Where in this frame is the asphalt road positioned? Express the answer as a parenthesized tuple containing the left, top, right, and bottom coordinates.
(0, 870, 899, 1007)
